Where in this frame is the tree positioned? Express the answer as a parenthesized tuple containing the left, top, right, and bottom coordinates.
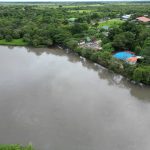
(23, 33, 31, 43)
(45, 38, 53, 46)
(90, 13, 99, 20)
(70, 23, 88, 34)
(65, 39, 78, 49)
(102, 43, 114, 52)
(141, 38, 150, 57)
(133, 66, 150, 84)
(5, 35, 12, 42)
(0, 34, 3, 40)
(108, 27, 123, 40)
(112, 32, 135, 50)
(13, 29, 21, 39)
(141, 47, 150, 57)
(134, 45, 142, 55)
(112, 33, 126, 49)
(121, 21, 141, 35)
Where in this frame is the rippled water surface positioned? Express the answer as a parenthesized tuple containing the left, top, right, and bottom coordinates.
(0, 46, 150, 150)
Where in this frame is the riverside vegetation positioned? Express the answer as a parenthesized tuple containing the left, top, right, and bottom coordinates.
(0, 2, 149, 84)
(0, 145, 33, 150)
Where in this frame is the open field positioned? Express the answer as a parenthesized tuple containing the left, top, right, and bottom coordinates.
(32, 3, 104, 9)
(98, 19, 124, 28)
(68, 9, 93, 13)
(0, 39, 27, 46)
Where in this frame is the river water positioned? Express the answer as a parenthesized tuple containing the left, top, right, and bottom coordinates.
(0, 46, 150, 150)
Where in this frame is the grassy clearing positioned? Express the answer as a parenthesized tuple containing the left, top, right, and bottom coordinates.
(0, 144, 33, 150)
(34, 4, 104, 10)
(98, 19, 124, 28)
(62, 4, 103, 8)
(68, 9, 93, 13)
(0, 39, 27, 46)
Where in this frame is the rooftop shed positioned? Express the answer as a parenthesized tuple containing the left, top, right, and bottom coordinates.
(122, 14, 131, 20)
(102, 25, 109, 30)
(68, 18, 77, 22)
(126, 57, 138, 65)
(136, 16, 150, 23)
(113, 52, 135, 61)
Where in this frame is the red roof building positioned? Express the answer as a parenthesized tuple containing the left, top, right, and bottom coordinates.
(136, 16, 150, 23)
(126, 57, 138, 64)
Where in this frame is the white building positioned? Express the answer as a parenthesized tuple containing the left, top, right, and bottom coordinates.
(122, 15, 131, 20)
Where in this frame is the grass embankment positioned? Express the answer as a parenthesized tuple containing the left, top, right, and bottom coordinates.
(0, 145, 33, 150)
(99, 19, 124, 28)
(0, 39, 27, 46)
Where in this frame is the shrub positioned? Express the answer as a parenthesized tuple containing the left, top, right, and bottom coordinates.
(0, 144, 33, 150)
(5, 35, 12, 42)
(81, 48, 92, 58)
(102, 42, 114, 52)
(133, 66, 150, 84)
(65, 39, 78, 49)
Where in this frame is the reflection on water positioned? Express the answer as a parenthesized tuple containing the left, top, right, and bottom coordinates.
(0, 46, 150, 150)
(25, 46, 150, 101)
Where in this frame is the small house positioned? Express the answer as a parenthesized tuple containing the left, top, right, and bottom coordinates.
(113, 52, 135, 61)
(126, 57, 138, 65)
(136, 16, 150, 23)
(126, 56, 144, 65)
(113, 51, 144, 65)
(68, 18, 77, 22)
(79, 38, 102, 51)
(122, 14, 131, 20)
(102, 25, 109, 30)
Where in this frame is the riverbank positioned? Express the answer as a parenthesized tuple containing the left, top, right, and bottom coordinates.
(60, 45, 150, 85)
(0, 144, 33, 150)
(0, 42, 149, 85)
(0, 39, 27, 46)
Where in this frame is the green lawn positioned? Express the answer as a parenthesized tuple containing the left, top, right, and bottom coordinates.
(63, 4, 103, 8)
(0, 39, 27, 46)
(34, 4, 104, 9)
(0, 145, 33, 150)
(98, 19, 124, 28)
(68, 9, 93, 13)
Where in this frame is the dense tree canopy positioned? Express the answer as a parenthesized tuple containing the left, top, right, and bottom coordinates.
(0, 3, 149, 84)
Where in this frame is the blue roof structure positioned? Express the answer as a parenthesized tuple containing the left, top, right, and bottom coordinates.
(113, 52, 135, 60)
(102, 26, 109, 30)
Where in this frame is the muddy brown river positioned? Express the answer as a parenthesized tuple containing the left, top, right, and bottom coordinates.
(0, 46, 150, 150)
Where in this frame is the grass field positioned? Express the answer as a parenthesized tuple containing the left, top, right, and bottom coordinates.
(68, 9, 93, 13)
(0, 145, 33, 150)
(34, 3, 104, 9)
(98, 19, 124, 28)
(63, 4, 104, 8)
(0, 39, 27, 46)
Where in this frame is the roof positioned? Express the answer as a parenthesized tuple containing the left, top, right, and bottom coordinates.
(126, 57, 138, 64)
(136, 16, 150, 22)
(127, 57, 138, 62)
(102, 26, 109, 30)
(113, 52, 135, 60)
(122, 15, 131, 19)
(68, 18, 77, 22)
